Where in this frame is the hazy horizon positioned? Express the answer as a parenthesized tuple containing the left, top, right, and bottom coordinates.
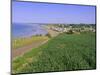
(12, 22, 96, 25)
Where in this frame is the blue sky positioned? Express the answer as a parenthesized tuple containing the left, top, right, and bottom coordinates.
(12, 1, 96, 24)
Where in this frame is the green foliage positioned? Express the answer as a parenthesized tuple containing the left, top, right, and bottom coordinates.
(12, 32, 96, 74)
(46, 33, 52, 38)
(66, 30, 73, 34)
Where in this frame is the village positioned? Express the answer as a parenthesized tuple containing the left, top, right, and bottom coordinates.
(46, 24, 95, 34)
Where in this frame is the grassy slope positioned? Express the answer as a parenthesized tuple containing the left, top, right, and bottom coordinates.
(12, 32, 96, 74)
(12, 36, 49, 49)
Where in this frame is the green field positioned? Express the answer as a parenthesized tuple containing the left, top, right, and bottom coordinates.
(12, 32, 96, 74)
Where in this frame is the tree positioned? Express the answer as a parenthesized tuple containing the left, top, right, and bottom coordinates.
(46, 33, 51, 38)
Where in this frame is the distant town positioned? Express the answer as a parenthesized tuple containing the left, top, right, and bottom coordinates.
(39, 24, 95, 37)
(46, 24, 95, 32)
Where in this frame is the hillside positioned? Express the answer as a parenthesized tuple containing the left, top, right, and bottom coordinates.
(12, 32, 96, 74)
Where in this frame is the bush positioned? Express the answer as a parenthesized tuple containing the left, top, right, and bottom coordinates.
(66, 30, 73, 34)
(46, 33, 51, 38)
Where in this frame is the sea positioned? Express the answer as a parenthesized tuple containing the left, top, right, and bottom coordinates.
(12, 23, 48, 38)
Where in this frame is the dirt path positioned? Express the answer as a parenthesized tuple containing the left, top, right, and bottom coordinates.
(12, 40, 48, 59)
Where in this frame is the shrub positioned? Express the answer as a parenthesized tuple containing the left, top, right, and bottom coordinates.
(66, 30, 73, 34)
(46, 33, 51, 38)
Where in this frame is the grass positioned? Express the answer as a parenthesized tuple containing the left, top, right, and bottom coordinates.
(12, 32, 96, 74)
(12, 36, 49, 49)
(12, 46, 42, 73)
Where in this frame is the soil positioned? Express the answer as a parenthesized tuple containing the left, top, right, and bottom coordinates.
(12, 40, 48, 59)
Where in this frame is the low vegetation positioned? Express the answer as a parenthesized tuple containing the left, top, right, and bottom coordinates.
(12, 32, 96, 74)
(12, 36, 49, 49)
(66, 30, 73, 34)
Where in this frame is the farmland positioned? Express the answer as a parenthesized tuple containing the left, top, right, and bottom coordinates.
(12, 31, 96, 74)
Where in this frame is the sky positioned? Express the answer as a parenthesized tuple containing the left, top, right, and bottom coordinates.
(12, 1, 96, 24)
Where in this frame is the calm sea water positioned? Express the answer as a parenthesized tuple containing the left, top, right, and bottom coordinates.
(12, 23, 48, 38)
